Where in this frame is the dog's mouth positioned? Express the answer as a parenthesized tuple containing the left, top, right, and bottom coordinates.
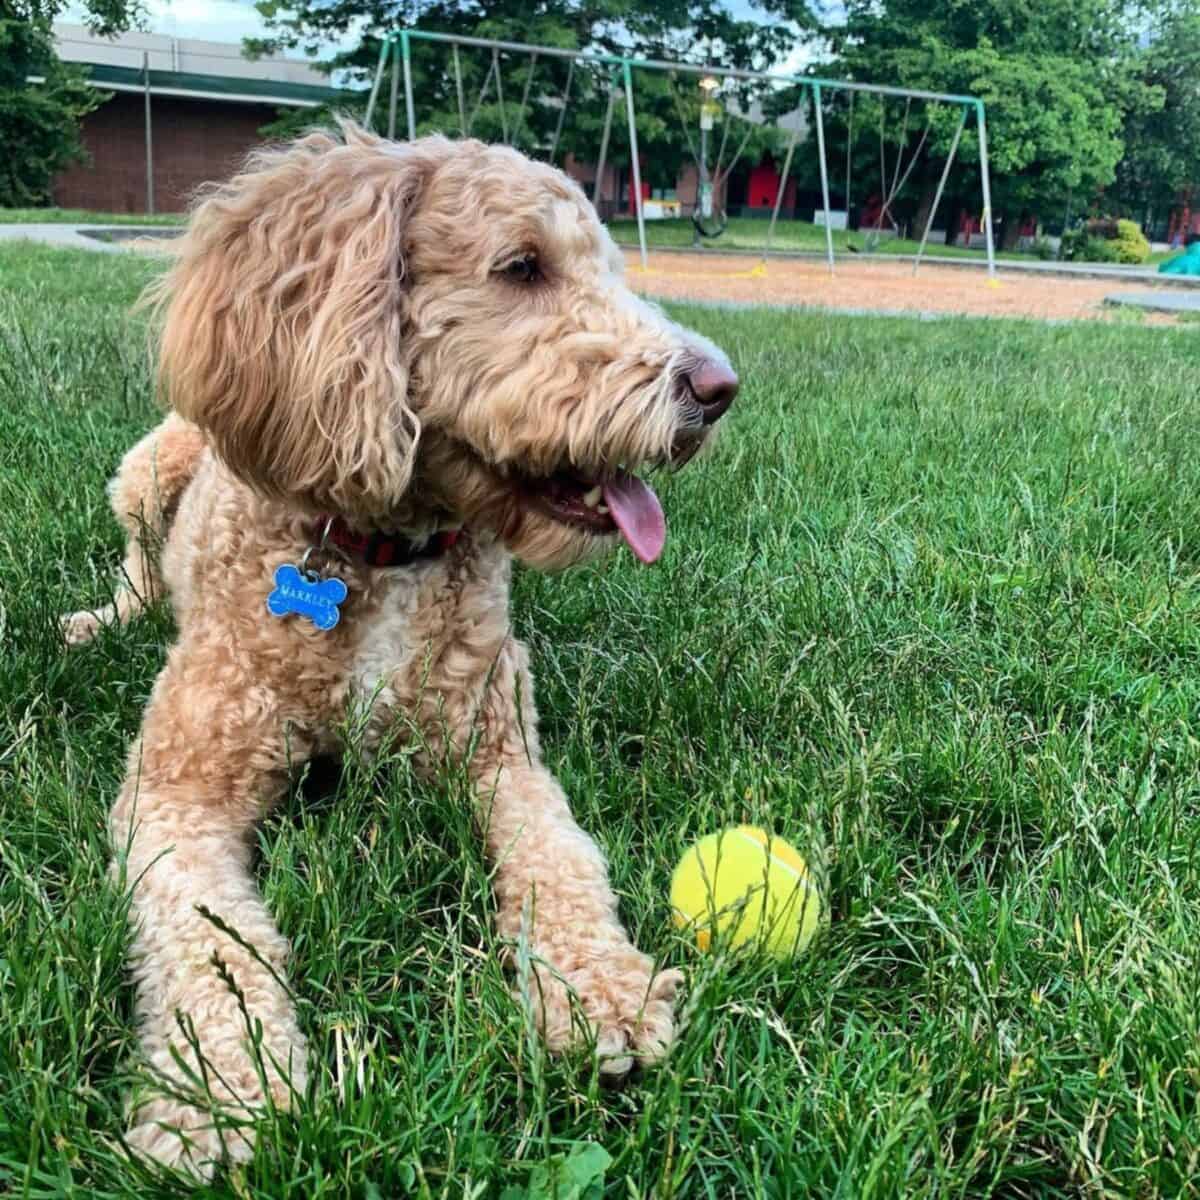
(520, 468, 666, 564)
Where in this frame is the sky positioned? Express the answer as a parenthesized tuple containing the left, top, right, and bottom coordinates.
(62, 0, 360, 57)
(64, 0, 270, 42)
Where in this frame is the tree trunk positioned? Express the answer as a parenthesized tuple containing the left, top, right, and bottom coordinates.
(911, 184, 939, 242)
(999, 210, 1023, 251)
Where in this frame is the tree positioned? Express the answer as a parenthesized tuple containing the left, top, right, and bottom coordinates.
(822, 0, 1152, 247)
(0, 11, 102, 206)
(1, 1, 144, 207)
(1112, 1, 1200, 232)
(249, 0, 815, 203)
(250, 1, 814, 83)
(12, 0, 143, 37)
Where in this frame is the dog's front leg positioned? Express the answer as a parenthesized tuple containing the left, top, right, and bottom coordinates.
(111, 650, 308, 1177)
(466, 646, 681, 1076)
(478, 758, 681, 1075)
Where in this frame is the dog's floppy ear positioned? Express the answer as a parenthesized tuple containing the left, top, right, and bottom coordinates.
(150, 121, 448, 520)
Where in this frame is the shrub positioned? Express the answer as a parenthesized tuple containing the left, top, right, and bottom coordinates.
(1060, 223, 1152, 267)
(1062, 217, 1151, 265)
(1058, 228, 1085, 260)
(1112, 219, 1151, 264)
(1060, 228, 1121, 263)
(1029, 236, 1056, 260)
(1087, 237, 1122, 263)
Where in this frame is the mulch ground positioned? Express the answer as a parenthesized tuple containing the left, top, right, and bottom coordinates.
(121, 236, 1181, 325)
(624, 250, 1185, 324)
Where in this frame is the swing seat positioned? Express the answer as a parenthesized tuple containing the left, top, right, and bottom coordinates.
(693, 209, 728, 239)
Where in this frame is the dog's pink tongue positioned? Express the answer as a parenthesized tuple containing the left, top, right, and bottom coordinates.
(603, 473, 666, 565)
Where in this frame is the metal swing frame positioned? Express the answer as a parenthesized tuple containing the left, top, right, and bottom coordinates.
(365, 28, 997, 278)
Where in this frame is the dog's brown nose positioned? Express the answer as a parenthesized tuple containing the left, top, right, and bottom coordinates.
(687, 359, 739, 424)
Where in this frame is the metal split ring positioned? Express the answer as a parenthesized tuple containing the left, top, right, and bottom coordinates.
(299, 516, 338, 581)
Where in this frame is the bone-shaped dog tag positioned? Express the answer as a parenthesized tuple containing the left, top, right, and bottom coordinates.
(267, 563, 348, 631)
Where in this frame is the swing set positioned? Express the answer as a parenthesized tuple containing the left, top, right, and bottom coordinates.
(365, 29, 997, 278)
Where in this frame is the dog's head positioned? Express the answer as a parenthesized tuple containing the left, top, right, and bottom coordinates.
(155, 121, 737, 570)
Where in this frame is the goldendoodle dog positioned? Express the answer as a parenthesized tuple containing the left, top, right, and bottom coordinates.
(64, 120, 737, 1175)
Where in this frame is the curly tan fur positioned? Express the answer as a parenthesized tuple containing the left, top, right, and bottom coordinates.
(64, 120, 736, 1177)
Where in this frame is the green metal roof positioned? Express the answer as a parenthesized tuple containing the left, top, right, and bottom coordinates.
(84, 62, 350, 108)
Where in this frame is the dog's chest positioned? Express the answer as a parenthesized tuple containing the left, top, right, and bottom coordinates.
(348, 571, 428, 719)
(342, 538, 512, 749)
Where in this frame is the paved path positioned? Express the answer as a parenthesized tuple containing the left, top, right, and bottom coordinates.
(0, 224, 172, 252)
(0, 224, 124, 252)
(1105, 289, 1200, 314)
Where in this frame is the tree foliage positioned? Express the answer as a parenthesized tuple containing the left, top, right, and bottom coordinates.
(821, 0, 1152, 241)
(2, 1, 144, 207)
(251, 0, 814, 197)
(0, 12, 99, 206)
(250, 0, 815, 82)
(251, 0, 1195, 234)
(10, 0, 144, 36)
(1113, 1, 1200, 224)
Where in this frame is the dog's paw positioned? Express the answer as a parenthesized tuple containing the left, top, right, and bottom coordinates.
(125, 1098, 255, 1180)
(60, 605, 112, 646)
(522, 942, 683, 1079)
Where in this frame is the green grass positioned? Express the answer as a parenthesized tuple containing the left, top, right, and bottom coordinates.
(0, 208, 184, 226)
(3, 240, 1200, 1197)
(605, 215, 1040, 262)
(607, 216, 1180, 270)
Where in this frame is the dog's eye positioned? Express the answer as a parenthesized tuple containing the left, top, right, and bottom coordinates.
(500, 254, 541, 284)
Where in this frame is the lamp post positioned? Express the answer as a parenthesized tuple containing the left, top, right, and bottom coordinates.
(698, 74, 718, 218)
(695, 73, 718, 245)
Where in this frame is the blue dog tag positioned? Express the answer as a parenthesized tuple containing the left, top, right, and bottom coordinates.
(267, 563, 348, 631)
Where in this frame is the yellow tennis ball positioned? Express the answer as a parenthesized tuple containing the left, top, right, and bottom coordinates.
(670, 826, 820, 958)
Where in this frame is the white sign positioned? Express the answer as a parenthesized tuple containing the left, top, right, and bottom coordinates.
(643, 201, 682, 220)
(814, 209, 848, 230)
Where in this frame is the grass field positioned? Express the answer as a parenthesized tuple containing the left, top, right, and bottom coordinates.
(610, 216, 1182, 268)
(0, 208, 185, 226)
(3, 241, 1200, 1197)
(606, 215, 1013, 261)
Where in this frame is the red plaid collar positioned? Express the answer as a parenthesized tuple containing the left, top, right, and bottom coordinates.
(316, 515, 461, 569)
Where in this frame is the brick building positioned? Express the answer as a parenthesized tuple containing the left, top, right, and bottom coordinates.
(52, 24, 345, 214)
